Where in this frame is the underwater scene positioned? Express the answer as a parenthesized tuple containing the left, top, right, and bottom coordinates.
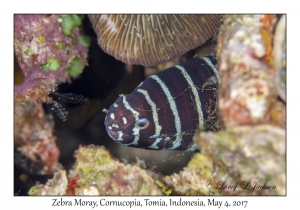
(14, 14, 286, 196)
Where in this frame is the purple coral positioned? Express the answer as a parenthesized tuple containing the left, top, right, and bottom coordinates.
(14, 14, 89, 177)
(14, 14, 89, 102)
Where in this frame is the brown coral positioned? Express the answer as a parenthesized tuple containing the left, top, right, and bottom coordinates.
(14, 101, 59, 175)
(164, 125, 285, 195)
(217, 15, 281, 128)
(89, 14, 223, 66)
(29, 146, 163, 195)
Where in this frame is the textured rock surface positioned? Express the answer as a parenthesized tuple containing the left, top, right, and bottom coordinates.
(14, 101, 59, 175)
(14, 14, 89, 175)
(216, 15, 283, 128)
(164, 125, 285, 195)
(14, 14, 89, 102)
(29, 170, 68, 195)
(29, 146, 163, 195)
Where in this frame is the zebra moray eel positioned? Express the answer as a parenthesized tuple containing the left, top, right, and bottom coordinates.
(103, 56, 220, 151)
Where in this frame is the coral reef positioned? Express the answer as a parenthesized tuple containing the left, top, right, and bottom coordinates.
(29, 125, 285, 195)
(14, 14, 89, 102)
(216, 14, 284, 128)
(24, 14, 285, 196)
(164, 153, 214, 195)
(29, 170, 68, 195)
(14, 101, 59, 175)
(29, 146, 163, 195)
(14, 14, 89, 175)
(164, 125, 285, 195)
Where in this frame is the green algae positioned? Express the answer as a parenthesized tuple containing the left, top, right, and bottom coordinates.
(69, 146, 163, 195)
(38, 35, 46, 43)
(29, 146, 163, 195)
(79, 35, 91, 47)
(23, 47, 30, 55)
(60, 15, 84, 36)
(55, 42, 65, 50)
(71, 38, 78, 45)
(29, 170, 68, 195)
(40, 56, 60, 71)
(156, 180, 172, 195)
(28, 185, 41, 196)
(67, 57, 85, 77)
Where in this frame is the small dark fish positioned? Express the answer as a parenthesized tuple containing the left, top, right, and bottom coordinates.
(103, 56, 220, 151)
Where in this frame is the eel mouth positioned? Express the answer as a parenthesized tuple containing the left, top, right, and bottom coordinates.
(105, 128, 136, 144)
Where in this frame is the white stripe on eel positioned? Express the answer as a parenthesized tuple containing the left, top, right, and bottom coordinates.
(175, 64, 205, 131)
(137, 88, 162, 138)
(187, 142, 198, 152)
(150, 75, 182, 150)
(148, 138, 163, 149)
(121, 94, 140, 145)
(202, 57, 221, 85)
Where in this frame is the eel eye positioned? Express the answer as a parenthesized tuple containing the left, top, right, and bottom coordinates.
(135, 118, 149, 129)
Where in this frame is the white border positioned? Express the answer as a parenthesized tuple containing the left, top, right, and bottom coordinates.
(4, 1, 296, 209)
